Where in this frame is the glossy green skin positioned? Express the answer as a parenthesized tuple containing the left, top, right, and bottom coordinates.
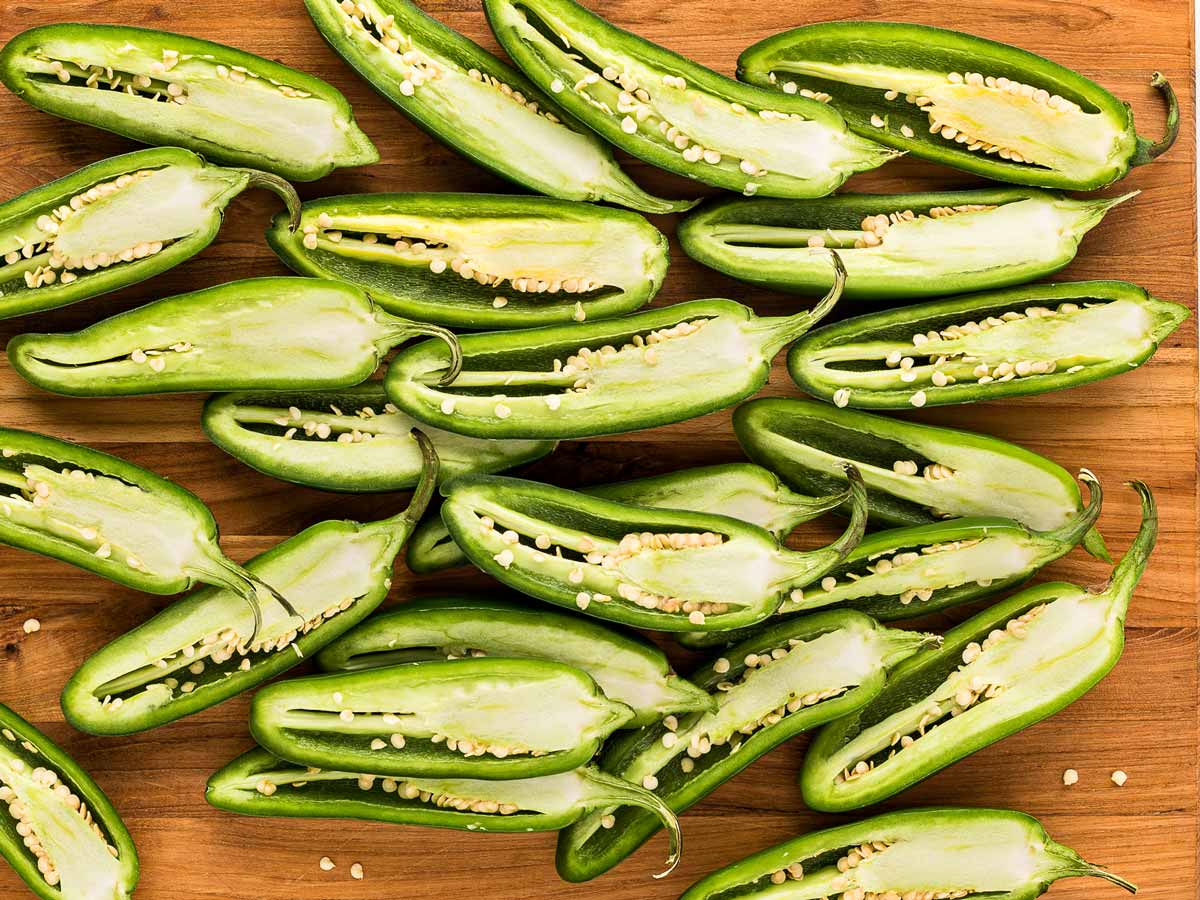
(9, 277, 457, 397)
(678, 187, 1127, 298)
(789, 281, 1189, 408)
(0, 147, 297, 320)
(0, 704, 139, 900)
(555, 611, 930, 882)
(734, 397, 1110, 561)
(679, 807, 1135, 900)
(0, 24, 377, 181)
(484, 0, 897, 198)
(738, 21, 1177, 190)
(203, 386, 555, 493)
(315, 595, 715, 727)
(439, 472, 865, 632)
(304, 0, 689, 214)
(250, 657, 634, 780)
(801, 483, 1156, 812)
(267, 193, 669, 329)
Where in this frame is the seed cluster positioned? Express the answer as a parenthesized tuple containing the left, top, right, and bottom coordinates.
(819, 538, 982, 606)
(848, 203, 998, 250)
(559, 319, 708, 390)
(429, 731, 543, 760)
(35, 49, 193, 105)
(822, 841, 970, 900)
(257, 768, 525, 815)
(262, 399, 405, 448)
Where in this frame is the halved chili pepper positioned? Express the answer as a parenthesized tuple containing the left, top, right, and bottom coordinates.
(438, 468, 866, 632)
(8, 276, 461, 397)
(0, 24, 378, 181)
(207, 748, 682, 879)
(303, 0, 690, 214)
(738, 20, 1179, 190)
(483, 0, 898, 198)
(735, 398, 1109, 562)
(678, 187, 1131, 299)
(315, 594, 715, 726)
(555, 610, 933, 882)
(385, 252, 844, 440)
(801, 481, 1155, 812)
(267, 193, 669, 329)
(0, 147, 299, 321)
(203, 385, 553, 493)
(679, 806, 1135, 900)
(680, 470, 1102, 650)
(408, 462, 847, 573)
(61, 431, 437, 736)
(0, 704, 139, 900)
(250, 657, 635, 779)
(0, 426, 297, 649)
(789, 280, 1188, 410)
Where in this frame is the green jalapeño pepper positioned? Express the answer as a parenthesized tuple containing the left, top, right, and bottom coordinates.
(207, 748, 682, 880)
(0, 24, 378, 181)
(203, 385, 553, 493)
(0, 147, 299, 321)
(9, 277, 461, 397)
(801, 481, 1156, 812)
(0, 426, 297, 649)
(789, 281, 1188, 410)
(250, 657, 635, 780)
(438, 468, 867, 632)
(679, 807, 1135, 900)
(483, 0, 898, 198)
(739, 21, 1179, 190)
(303, 0, 689, 214)
(735, 398, 1111, 561)
(61, 431, 437, 736)
(0, 704, 138, 900)
(385, 252, 844, 440)
(408, 462, 847, 573)
(678, 187, 1131, 299)
(555, 611, 932, 882)
(267, 193, 669, 330)
(315, 594, 715, 726)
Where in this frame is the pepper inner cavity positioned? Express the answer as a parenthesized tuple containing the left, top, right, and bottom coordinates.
(755, 839, 974, 899)
(230, 399, 408, 445)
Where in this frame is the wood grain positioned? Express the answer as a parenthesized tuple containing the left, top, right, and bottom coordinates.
(0, 0, 1195, 897)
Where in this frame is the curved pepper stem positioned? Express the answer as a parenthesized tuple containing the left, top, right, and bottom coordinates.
(237, 168, 303, 232)
(195, 555, 303, 649)
(379, 312, 464, 387)
(1131, 72, 1180, 165)
(1046, 468, 1105, 546)
(404, 430, 440, 527)
(827, 463, 869, 559)
(757, 249, 846, 357)
(581, 769, 682, 880)
(1099, 480, 1157, 601)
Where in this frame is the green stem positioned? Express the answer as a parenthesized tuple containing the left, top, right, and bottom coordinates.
(756, 249, 846, 356)
(1045, 469, 1104, 546)
(238, 168, 302, 232)
(1101, 481, 1157, 602)
(1131, 72, 1179, 165)
(581, 769, 681, 879)
(377, 312, 463, 386)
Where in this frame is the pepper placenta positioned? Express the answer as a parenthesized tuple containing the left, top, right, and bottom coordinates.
(0, 147, 299, 320)
(385, 252, 844, 440)
(316, 594, 714, 726)
(555, 611, 932, 882)
(0, 24, 378, 181)
(789, 281, 1188, 410)
(733, 398, 1111, 561)
(738, 20, 1179, 190)
(267, 193, 669, 329)
(203, 385, 553, 493)
(408, 462, 847, 573)
(9, 276, 461, 397)
(207, 748, 681, 879)
(438, 468, 866, 632)
(303, 0, 690, 214)
(0, 704, 139, 900)
(61, 431, 437, 736)
(250, 657, 635, 779)
(678, 187, 1131, 299)
(801, 481, 1155, 812)
(679, 806, 1135, 900)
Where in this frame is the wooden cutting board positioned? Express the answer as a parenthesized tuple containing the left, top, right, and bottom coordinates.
(0, 1, 1194, 897)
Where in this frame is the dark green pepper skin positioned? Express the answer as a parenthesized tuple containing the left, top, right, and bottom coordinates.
(267, 193, 669, 330)
(738, 20, 1179, 190)
(679, 807, 1135, 900)
(0, 24, 378, 181)
(555, 611, 931, 882)
(407, 462, 846, 573)
(801, 482, 1156, 812)
(789, 281, 1188, 409)
(250, 657, 636, 780)
(0, 704, 139, 900)
(0, 147, 299, 321)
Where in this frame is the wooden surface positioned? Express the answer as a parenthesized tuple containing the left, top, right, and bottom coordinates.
(0, 0, 1195, 897)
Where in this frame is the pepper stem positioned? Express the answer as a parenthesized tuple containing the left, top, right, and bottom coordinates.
(755, 249, 846, 357)
(599, 176, 700, 215)
(581, 769, 682, 879)
(360, 431, 441, 551)
(238, 168, 303, 232)
(1083, 866, 1138, 893)
(774, 463, 867, 592)
(1098, 481, 1157, 602)
(193, 555, 303, 649)
(1045, 468, 1105, 546)
(1131, 72, 1179, 165)
(376, 310, 463, 386)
